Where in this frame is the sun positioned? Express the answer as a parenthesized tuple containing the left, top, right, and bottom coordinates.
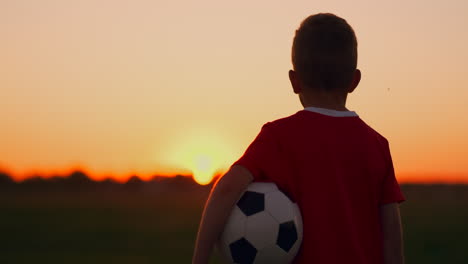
(192, 154, 216, 185)
(158, 123, 243, 185)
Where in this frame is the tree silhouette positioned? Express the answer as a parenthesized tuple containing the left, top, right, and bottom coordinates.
(0, 171, 14, 187)
(60, 170, 92, 191)
(123, 175, 144, 191)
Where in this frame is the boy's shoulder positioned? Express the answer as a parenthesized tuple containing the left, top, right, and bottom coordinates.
(259, 111, 304, 135)
(264, 110, 389, 145)
(264, 110, 306, 127)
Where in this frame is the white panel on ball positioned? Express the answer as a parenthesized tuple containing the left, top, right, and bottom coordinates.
(265, 191, 295, 224)
(292, 203, 303, 238)
(288, 203, 304, 257)
(254, 244, 289, 264)
(220, 206, 247, 244)
(217, 241, 234, 263)
(246, 182, 278, 194)
(245, 211, 279, 250)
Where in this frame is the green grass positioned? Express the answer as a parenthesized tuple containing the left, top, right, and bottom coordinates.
(400, 185, 468, 264)
(0, 190, 210, 264)
(0, 185, 467, 263)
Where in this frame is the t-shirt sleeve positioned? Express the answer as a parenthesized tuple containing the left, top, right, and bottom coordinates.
(379, 141, 406, 204)
(232, 122, 284, 182)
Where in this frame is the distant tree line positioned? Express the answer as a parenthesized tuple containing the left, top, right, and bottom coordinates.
(1, 171, 467, 202)
(0, 170, 215, 193)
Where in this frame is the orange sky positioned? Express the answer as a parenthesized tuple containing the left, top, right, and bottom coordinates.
(1, 0, 468, 184)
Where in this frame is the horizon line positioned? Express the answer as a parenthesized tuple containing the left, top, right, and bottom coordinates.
(1, 168, 468, 185)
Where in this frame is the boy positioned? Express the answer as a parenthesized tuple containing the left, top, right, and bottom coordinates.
(193, 13, 405, 264)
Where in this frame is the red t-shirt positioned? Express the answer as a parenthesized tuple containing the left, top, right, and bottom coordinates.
(233, 109, 405, 264)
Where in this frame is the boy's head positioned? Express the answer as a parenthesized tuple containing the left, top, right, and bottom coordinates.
(290, 13, 360, 95)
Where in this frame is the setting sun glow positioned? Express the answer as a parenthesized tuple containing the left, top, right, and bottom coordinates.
(192, 154, 215, 185)
(159, 125, 242, 185)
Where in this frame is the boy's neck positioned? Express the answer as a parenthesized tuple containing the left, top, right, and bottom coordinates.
(300, 90, 349, 111)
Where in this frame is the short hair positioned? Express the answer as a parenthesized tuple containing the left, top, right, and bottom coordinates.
(292, 13, 358, 91)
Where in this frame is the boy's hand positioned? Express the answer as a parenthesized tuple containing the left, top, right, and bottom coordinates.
(380, 203, 404, 264)
(192, 165, 254, 264)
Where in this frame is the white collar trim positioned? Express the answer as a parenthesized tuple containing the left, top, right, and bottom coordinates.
(304, 106, 358, 117)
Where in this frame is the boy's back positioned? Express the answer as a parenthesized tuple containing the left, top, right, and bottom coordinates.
(234, 107, 404, 263)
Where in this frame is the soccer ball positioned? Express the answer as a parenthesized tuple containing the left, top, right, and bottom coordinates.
(217, 182, 303, 264)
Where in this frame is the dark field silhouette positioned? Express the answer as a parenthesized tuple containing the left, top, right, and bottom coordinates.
(0, 171, 467, 263)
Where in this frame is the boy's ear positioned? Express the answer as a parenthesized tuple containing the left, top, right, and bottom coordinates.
(289, 70, 302, 94)
(348, 69, 361, 93)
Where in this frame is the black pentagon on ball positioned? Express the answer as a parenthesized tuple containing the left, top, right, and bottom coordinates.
(236, 191, 264, 216)
(229, 237, 257, 264)
(277, 220, 298, 252)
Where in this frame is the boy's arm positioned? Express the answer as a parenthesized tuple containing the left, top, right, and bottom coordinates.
(379, 203, 405, 264)
(192, 165, 253, 264)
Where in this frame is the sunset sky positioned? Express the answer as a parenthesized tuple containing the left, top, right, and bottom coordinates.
(2, 0, 468, 184)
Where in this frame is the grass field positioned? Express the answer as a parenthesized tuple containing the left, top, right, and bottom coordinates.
(0, 184, 467, 264)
